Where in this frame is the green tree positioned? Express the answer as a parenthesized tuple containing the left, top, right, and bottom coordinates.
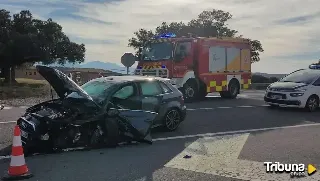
(0, 9, 86, 83)
(128, 9, 264, 63)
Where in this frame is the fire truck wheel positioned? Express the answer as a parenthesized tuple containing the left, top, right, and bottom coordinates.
(198, 83, 207, 100)
(220, 79, 239, 99)
(183, 81, 198, 102)
(227, 79, 240, 99)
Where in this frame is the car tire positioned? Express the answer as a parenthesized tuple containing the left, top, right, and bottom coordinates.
(198, 82, 208, 100)
(99, 118, 120, 147)
(305, 95, 319, 112)
(163, 108, 182, 132)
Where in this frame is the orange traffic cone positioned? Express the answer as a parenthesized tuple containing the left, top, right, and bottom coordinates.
(2, 125, 33, 180)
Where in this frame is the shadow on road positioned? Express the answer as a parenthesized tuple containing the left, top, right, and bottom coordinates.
(1, 137, 238, 181)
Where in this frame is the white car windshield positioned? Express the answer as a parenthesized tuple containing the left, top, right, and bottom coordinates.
(67, 80, 116, 104)
(279, 69, 320, 84)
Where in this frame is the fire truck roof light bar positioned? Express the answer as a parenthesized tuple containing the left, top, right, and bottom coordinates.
(153, 33, 176, 39)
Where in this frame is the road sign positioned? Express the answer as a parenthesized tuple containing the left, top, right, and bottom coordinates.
(121, 53, 135, 68)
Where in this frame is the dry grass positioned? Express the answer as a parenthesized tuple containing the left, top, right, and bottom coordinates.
(0, 78, 51, 99)
(15, 78, 48, 85)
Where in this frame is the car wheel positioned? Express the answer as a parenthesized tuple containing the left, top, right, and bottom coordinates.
(90, 128, 103, 147)
(163, 108, 181, 131)
(103, 118, 120, 147)
(305, 95, 319, 112)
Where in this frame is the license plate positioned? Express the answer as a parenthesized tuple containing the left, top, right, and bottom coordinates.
(271, 95, 282, 99)
(21, 130, 28, 139)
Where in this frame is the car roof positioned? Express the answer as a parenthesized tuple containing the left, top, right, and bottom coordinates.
(92, 75, 170, 83)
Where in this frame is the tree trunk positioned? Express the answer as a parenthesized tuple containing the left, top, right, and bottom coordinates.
(3, 67, 17, 84)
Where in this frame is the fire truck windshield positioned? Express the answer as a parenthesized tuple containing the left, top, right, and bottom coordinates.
(141, 42, 173, 61)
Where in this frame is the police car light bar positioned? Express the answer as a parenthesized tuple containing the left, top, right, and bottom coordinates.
(153, 33, 176, 39)
(309, 64, 320, 69)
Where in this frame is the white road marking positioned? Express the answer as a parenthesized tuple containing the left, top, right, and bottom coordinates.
(216, 107, 232, 109)
(153, 122, 320, 141)
(186, 108, 196, 111)
(0, 106, 29, 110)
(0, 121, 17, 124)
(237, 105, 254, 108)
(199, 108, 214, 110)
(0, 155, 11, 159)
(164, 133, 318, 180)
(260, 105, 270, 107)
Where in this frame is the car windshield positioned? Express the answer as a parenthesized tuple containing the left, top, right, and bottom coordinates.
(66, 80, 116, 105)
(142, 42, 173, 61)
(279, 69, 320, 84)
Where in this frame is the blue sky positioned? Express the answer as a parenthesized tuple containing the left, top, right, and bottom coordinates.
(1, 0, 320, 74)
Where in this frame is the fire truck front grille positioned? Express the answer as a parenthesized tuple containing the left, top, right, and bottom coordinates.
(135, 68, 169, 78)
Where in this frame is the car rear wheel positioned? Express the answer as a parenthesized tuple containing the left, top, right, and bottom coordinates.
(163, 109, 181, 131)
(305, 95, 319, 112)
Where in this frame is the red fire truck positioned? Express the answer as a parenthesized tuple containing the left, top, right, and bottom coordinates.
(134, 33, 252, 102)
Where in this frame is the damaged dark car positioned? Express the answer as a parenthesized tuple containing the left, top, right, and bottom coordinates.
(17, 65, 158, 155)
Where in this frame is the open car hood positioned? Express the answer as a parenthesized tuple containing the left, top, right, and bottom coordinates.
(36, 65, 93, 100)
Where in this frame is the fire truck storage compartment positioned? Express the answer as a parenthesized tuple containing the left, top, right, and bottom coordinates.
(209, 46, 225, 73)
(209, 46, 250, 73)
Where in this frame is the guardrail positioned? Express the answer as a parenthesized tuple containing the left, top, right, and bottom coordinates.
(249, 83, 271, 90)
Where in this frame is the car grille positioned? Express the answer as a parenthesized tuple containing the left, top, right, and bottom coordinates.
(135, 68, 169, 78)
(18, 118, 35, 133)
(267, 92, 287, 99)
(17, 116, 38, 144)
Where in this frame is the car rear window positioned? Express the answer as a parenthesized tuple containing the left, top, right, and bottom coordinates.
(140, 81, 162, 96)
(159, 81, 173, 93)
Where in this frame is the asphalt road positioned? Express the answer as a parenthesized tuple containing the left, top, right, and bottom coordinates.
(1, 90, 320, 181)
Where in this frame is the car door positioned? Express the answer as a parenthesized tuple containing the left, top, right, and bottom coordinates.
(311, 76, 320, 95)
(138, 80, 164, 113)
(110, 82, 141, 110)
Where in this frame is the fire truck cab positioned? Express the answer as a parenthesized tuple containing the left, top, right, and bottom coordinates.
(134, 33, 252, 102)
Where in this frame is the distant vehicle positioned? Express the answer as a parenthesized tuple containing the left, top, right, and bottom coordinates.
(131, 33, 252, 102)
(264, 64, 320, 112)
(17, 66, 158, 155)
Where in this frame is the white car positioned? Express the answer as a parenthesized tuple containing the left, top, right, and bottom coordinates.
(264, 65, 320, 112)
